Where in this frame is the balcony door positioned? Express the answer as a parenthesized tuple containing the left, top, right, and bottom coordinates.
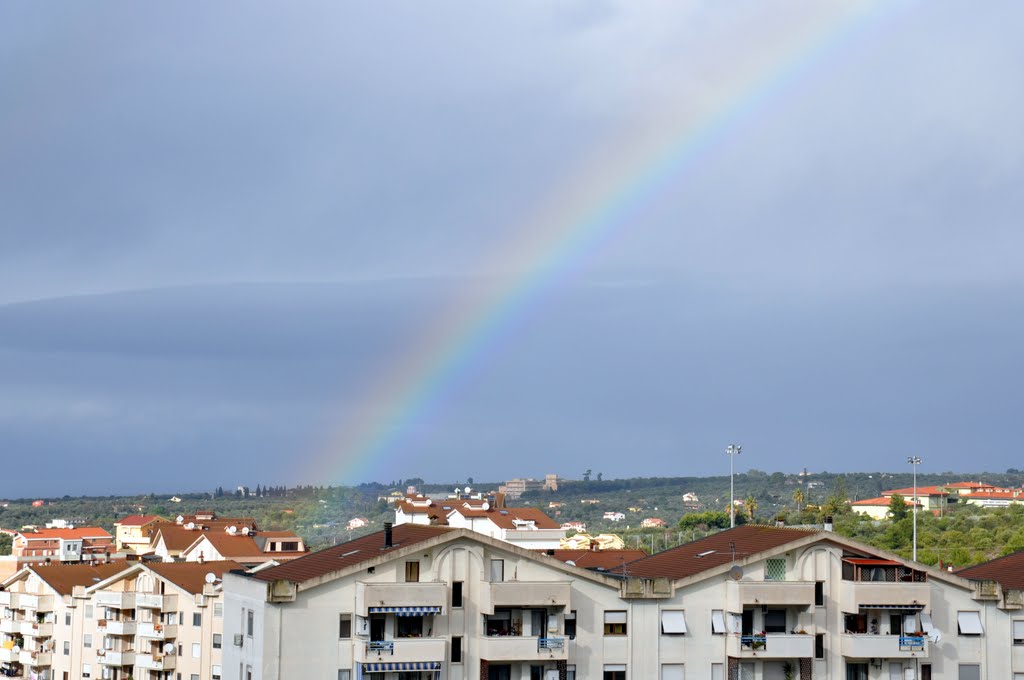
(531, 610, 547, 638)
(488, 664, 512, 680)
(369, 614, 386, 642)
(741, 610, 754, 636)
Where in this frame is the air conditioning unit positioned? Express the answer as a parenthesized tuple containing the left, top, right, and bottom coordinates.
(233, 634, 244, 647)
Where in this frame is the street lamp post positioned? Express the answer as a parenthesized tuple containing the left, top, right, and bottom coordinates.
(727, 444, 742, 528)
(907, 456, 922, 561)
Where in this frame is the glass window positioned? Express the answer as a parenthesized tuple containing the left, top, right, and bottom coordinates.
(764, 609, 786, 633)
(339, 613, 352, 639)
(338, 671, 351, 680)
(603, 665, 626, 680)
(84, 634, 92, 648)
(451, 636, 462, 663)
(711, 610, 726, 634)
(65, 612, 71, 625)
(213, 633, 222, 649)
(404, 561, 420, 583)
(396, 615, 423, 638)
(214, 602, 223, 618)
(846, 662, 868, 680)
(191, 675, 199, 680)
(815, 581, 824, 606)
(765, 558, 786, 581)
(958, 665, 980, 680)
(957, 611, 984, 636)
(1013, 620, 1024, 644)
(85, 605, 93, 619)
(711, 664, 723, 680)
(193, 612, 201, 626)
(815, 633, 824, 659)
(82, 663, 91, 678)
(192, 642, 201, 658)
(63, 641, 70, 655)
(212, 669, 222, 680)
(662, 664, 684, 680)
(604, 611, 627, 636)
(247, 609, 254, 636)
(452, 581, 463, 608)
(564, 611, 577, 639)
(661, 610, 687, 634)
(567, 665, 576, 680)
(490, 559, 504, 582)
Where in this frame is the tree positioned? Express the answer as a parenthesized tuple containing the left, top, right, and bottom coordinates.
(745, 496, 758, 521)
(597, 472, 603, 482)
(583, 470, 592, 482)
(0, 533, 11, 556)
(888, 494, 909, 521)
(792, 489, 805, 513)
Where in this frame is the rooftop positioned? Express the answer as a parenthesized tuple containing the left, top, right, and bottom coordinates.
(956, 550, 1024, 591)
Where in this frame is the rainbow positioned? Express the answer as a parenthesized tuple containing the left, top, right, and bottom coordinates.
(309, 0, 908, 484)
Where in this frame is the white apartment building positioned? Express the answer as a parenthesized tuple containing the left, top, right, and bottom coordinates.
(2, 560, 238, 680)
(223, 523, 1023, 680)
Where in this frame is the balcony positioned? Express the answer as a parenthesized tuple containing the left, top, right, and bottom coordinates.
(0, 592, 13, 607)
(353, 638, 447, 665)
(0, 647, 18, 663)
(356, 582, 447, 616)
(96, 650, 136, 666)
(20, 621, 53, 638)
(0, 618, 21, 634)
(136, 593, 177, 610)
(98, 620, 136, 636)
(17, 595, 53, 612)
(726, 581, 816, 610)
(136, 653, 177, 671)
(486, 582, 571, 612)
(95, 591, 136, 609)
(137, 622, 177, 639)
(19, 650, 51, 667)
(476, 636, 569, 661)
(726, 633, 815, 659)
(838, 581, 929, 612)
(841, 634, 928, 659)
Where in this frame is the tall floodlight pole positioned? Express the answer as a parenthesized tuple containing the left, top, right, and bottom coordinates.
(727, 444, 742, 528)
(907, 456, 922, 561)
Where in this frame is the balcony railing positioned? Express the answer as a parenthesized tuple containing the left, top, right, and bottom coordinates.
(20, 621, 54, 638)
(838, 581, 929, 611)
(726, 581, 816, 610)
(476, 636, 569, 661)
(96, 650, 136, 666)
(99, 620, 136, 636)
(537, 638, 565, 651)
(17, 595, 53, 612)
(95, 592, 136, 609)
(19, 650, 51, 667)
(840, 634, 930, 659)
(354, 638, 446, 665)
(137, 622, 177, 639)
(487, 581, 571, 611)
(136, 593, 177, 610)
(367, 640, 395, 655)
(355, 582, 447, 616)
(0, 618, 21, 634)
(0, 592, 13, 607)
(0, 647, 18, 663)
(726, 633, 815, 659)
(136, 653, 177, 670)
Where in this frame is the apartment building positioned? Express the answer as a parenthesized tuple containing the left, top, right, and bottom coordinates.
(113, 516, 169, 554)
(1, 559, 238, 680)
(223, 523, 1021, 680)
(10, 528, 115, 562)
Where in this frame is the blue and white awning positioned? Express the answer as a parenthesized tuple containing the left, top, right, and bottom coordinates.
(367, 606, 443, 616)
(363, 661, 442, 671)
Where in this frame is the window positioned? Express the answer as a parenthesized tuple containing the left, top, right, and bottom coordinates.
(84, 634, 92, 648)
(213, 633, 222, 649)
(958, 665, 980, 680)
(765, 558, 786, 581)
(82, 663, 91, 678)
(65, 612, 71, 625)
(246, 665, 252, 680)
(957, 611, 984, 636)
(764, 609, 786, 633)
(564, 611, 577, 639)
(490, 559, 504, 582)
(339, 613, 352, 639)
(404, 561, 420, 583)
(85, 605, 93, 619)
(920, 665, 931, 680)
(452, 581, 463, 608)
(167, 611, 178, 625)
(603, 664, 626, 680)
(711, 664, 723, 680)
(214, 602, 223, 618)
(604, 611, 627, 636)
(63, 641, 70, 655)
(246, 609, 254, 637)
(815, 581, 824, 606)
(711, 610, 726, 634)
(451, 636, 462, 663)
(531, 666, 544, 680)
(193, 612, 202, 627)
(815, 633, 824, 659)
(191, 675, 199, 680)
(192, 642, 201, 658)
(338, 672, 351, 680)
(662, 664, 685, 680)
(660, 610, 687, 635)
(846, 662, 868, 680)
(396, 615, 423, 638)
(567, 665, 576, 680)
(105, 637, 114, 650)
(212, 669, 222, 680)
(1014, 620, 1024, 644)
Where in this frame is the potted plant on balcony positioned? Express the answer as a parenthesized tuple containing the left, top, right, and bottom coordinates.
(783, 661, 795, 680)
(752, 632, 766, 650)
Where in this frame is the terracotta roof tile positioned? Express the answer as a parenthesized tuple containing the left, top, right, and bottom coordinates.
(852, 496, 920, 506)
(114, 515, 165, 527)
(882, 486, 948, 496)
(26, 562, 128, 595)
(18, 527, 112, 540)
(956, 551, 1024, 591)
(543, 550, 648, 571)
(146, 560, 243, 594)
(250, 525, 452, 583)
(618, 525, 817, 580)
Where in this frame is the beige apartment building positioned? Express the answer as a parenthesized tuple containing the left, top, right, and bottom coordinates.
(223, 523, 1024, 680)
(2, 560, 239, 680)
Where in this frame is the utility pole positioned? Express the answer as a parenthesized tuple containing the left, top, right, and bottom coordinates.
(908, 456, 922, 561)
(726, 444, 742, 528)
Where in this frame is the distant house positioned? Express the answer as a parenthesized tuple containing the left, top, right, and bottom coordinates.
(580, 499, 601, 505)
(560, 521, 587, 533)
(346, 517, 370, 531)
(602, 512, 626, 522)
(548, 502, 564, 509)
(851, 496, 921, 520)
(113, 514, 169, 553)
(641, 518, 667, 529)
(682, 492, 701, 509)
(169, 496, 183, 503)
(31, 500, 45, 507)
(11, 527, 114, 563)
(627, 507, 643, 513)
(881, 486, 949, 511)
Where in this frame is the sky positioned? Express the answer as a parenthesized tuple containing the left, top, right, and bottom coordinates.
(2, 2, 1023, 495)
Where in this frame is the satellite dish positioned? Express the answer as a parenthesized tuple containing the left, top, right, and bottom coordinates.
(227, 526, 238, 535)
(11, 646, 20, 654)
(481, 502, 489, 511)
(565, 561, 576, 567)
(205, 572, 217, 585)
(176, 515, 184, 523)
(241, 527, 250, 535)
(464, 486, 471, 494)
(729, 565, 744, 581)
(163, 643, 175, 655)
(184, 522, 195, 530)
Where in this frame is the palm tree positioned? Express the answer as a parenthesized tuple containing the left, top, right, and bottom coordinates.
(792, 488, 805, 513)
(745, 496, 758, 521)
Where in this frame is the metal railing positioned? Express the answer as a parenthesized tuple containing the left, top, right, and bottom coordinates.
(740, 635, 767, 649)
(537, 638, 565, 651)
(899, 636, 925, 651)
(366, 640, 395, 654)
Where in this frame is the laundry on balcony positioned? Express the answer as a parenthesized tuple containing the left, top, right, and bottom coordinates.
(367, 606, 442, 616)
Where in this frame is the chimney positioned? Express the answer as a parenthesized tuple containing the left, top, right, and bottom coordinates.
(823, 516, 834, 532)
(384, 522, 393, 549)
(495, 492, 506, 509)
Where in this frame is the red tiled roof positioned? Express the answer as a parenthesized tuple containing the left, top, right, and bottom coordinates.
(963, 491, 1023, 500)
(27, 562, 128, 595)
(956, 551, 1024, 591)
(619, 525, 817, 580)
(251, 525, 452, 583)
(844, 558, 902, 566)
(114, 515, 165, 527)
(882, 486, 947, 497)
(544, 550, 648, 571)
(18, 527, 112, 540)
(852, 496, 920, 506)
(945, 482, 986, 489)
(449, 506, 560, 530)
(146, 560, 243, 594)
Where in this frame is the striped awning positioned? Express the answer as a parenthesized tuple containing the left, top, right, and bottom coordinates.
(368, 606, 442, 616)
(363, 661, 442, 671)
